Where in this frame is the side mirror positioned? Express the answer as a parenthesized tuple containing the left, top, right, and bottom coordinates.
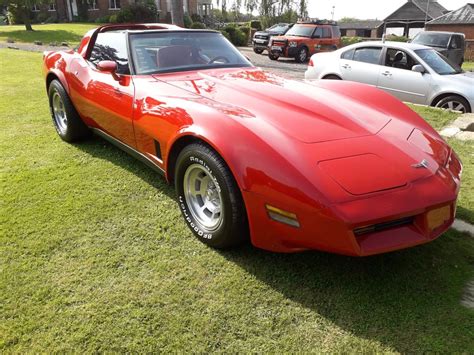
(97, 60, 118, 73)
(412, 64, 425, 74)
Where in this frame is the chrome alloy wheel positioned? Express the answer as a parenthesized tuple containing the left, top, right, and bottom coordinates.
(183, 164, 224, 231)
(437, 100, 467, 113)
(52, 90, 68, 133)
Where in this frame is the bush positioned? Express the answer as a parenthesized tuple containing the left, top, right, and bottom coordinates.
(36, 12, 49, 23)
(190, 22, 206, 29)
(222, 25, 247, 46)
(183, 13, 193, 28)
(220, 30, 230, 41)
(250, 20, 262, 31)
(95, 15, 111, 23)
(114, 3, 156, 23)
(341, 36, 363, 47)
(190, 14, 202, 23)
(385, 34, 409, 42)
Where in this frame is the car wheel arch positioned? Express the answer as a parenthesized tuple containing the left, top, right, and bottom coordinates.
(46, 71, 70, 94)
(431, 92, 471, 112)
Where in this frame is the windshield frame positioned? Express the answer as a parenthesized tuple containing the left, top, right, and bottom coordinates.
(414, 48, 463, 75)
(127, 30, 253, 75)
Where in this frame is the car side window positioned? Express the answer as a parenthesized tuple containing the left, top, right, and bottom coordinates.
(322, 27, 331, 38)
(352, 47, 382, 65)
(384, 48, 418, 70)
(341, 48, 354, 60)
(313, 27, 323, 38)
(89, 32, 130, 75)
(450, 35, 462, 49)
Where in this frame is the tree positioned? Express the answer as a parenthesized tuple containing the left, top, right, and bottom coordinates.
(0, 0, 36, 31)
(171, 0, 184, 27)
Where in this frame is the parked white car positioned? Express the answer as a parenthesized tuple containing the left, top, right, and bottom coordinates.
(305, 41, 474, 113)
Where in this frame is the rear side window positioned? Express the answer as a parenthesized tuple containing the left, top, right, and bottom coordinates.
(332, 26, 341, 38)
(352, 47, 382, 64)
(322, 27, 331, 38)
(450, 35, 463, 49)
(89, 32, 130, 75)
(341, 48, 354, 60)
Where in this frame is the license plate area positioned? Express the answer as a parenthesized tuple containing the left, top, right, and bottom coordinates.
(271, 46, 283, 51)
(426, 205, 451, 231)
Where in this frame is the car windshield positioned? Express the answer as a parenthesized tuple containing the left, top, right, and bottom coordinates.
(412, 32, 450, 48)
(415, 48, 462, 75)
(129, 31, 252, 75)
(285, 25, 314, 37)
(268, 24, 288, 32)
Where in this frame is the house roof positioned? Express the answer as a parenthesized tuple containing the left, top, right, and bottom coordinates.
(427, 3, 474, 25)
(384, 0, 448, 22)
(339, 20, 383, 30)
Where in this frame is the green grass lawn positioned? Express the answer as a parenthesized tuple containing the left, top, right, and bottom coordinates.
(0, 23, 98, 45)
(462, 61, 474, 72)
(1, 49, 473, 352)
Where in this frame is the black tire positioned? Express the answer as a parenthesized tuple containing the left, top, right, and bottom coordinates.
(253, 47, 264, 54)
(175, 143, 248, 248)
(295, 47, 308, 63)
(323, 74, 342, 80)
(434, 95, 471, 113)
(48, 79, 89, 142)
(268, 53, 279, 61)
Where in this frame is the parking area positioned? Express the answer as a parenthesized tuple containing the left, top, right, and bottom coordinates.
(239, 46, 307, 80)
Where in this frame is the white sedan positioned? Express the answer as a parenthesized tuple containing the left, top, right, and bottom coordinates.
(305, 41, 474, 113)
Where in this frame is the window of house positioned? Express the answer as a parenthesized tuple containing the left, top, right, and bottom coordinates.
(109, 0, 121, 10)
(48, 2, 56, 11)
(88, 0, 98, 10)
(32, 3, 40, 12)
(89, 32, 130, 75)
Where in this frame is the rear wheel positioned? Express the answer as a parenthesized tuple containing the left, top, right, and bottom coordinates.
(48, 79, 89, 142)
(295, 47, 308, 63)
(434, 95, 470, 113)
(253, 47, 264, 54)
(175, 143, 248, 249)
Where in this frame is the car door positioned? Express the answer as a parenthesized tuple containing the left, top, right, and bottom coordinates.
(339, 46, 382, 86)
(377, 47, 431, 105)
(447, 35, 464, 65)
(69, 31, 136, 147)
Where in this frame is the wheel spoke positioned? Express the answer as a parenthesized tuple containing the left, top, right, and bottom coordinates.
(454, 103, 464, 111)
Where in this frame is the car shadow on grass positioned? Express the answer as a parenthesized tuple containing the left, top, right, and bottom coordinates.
(74, 135, 473, 352)
(219, 232, 474, 352)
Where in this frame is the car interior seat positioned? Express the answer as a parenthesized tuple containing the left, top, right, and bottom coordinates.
(392, 52, 406, 69)
(157, 45, 194, 69)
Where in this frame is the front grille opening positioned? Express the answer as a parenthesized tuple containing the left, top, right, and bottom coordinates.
(354, 217, 415, 237)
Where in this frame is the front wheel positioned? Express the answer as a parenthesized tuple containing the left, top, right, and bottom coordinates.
(268, 53, 279, 61)
(175, 143, 248, 248)
(434, 95, 470, 113)
(253, 47, 264, 54)
(48, 79, 89, 142)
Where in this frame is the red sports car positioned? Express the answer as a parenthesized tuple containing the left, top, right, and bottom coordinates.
(43, 24, 462, 256)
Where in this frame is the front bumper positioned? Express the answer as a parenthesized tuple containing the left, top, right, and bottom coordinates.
(242, 152, 461, 256)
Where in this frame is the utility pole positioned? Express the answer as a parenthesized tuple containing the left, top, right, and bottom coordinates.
(331, 6, 335, 21)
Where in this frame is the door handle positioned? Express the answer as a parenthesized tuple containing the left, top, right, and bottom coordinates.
(342, 64, 351, 69)
(382, 71, 392, 77)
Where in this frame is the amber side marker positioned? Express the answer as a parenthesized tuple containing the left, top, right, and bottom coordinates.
(265, 204, 300, 228)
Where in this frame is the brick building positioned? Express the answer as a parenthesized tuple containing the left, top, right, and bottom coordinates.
(32, 0, 213, 22)
(339, 20, 383, 38)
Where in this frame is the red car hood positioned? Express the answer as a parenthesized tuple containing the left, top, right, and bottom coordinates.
(153, 68, 391, 143)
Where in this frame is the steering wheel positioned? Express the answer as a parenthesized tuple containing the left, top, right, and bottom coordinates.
(208, 56, 230, 64)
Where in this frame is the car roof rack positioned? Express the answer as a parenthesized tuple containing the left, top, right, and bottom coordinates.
(297, 19, 338, 25)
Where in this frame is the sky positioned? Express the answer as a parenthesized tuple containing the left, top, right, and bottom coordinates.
(305, 0, 467, 21)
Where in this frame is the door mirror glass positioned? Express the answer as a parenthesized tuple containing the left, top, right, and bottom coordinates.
(412, 64, 425, 73)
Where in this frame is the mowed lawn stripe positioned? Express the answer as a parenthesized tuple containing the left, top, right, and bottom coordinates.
(1, 49, 473, 352)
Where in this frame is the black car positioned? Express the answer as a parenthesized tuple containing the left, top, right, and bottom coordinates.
(252, 23, 293, 54)
(411, 31, 466, 66)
